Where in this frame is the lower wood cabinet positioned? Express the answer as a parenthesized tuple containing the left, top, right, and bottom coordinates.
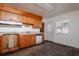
(0, 36, 3, 54)
(41, 33, 44, 43)
(30, 35, 36, 46)
(18, 35, 27, 48)
(0, 35, 18, 54)
(2, 34, 18, 53)
(18, 34, 36, 48)
(25, 35, 31, 47)
(0, 34, 43, 54)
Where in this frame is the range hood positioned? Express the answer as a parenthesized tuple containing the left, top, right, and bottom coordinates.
(0, 20, 22, 26)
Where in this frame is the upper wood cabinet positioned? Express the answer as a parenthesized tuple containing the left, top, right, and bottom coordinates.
(22, 16, 33, 24)
(0, 10, 42, 28)
(0, 4, 23, 15)
(0, 4, 42, 26)
(0, 10, 22, 22)
(33, 18, 42, 28)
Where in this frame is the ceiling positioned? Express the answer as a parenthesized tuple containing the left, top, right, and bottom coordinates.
(6, 3, 79, 18)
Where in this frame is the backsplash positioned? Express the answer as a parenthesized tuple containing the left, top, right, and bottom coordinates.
(0, 24, 40, 34)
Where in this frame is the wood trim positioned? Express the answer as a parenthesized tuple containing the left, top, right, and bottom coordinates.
(45, 40, 79, 49)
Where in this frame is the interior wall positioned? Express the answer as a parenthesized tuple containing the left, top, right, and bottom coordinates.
(44, 9, 79, 48)
(43, 18, 54, 40)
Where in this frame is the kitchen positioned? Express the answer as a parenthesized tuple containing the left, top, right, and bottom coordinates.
(1, 3, 79, 56)
(0, 4, 44, 54)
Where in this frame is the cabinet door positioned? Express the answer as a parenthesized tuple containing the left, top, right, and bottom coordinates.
(19, 35, 26, 48)
(9, 13, 22, 22)
(33, 18, 42, 28)
(2, 35, 18, 53)
(26, 35, 31, 47)
(2, 35, 8, 53)
(0, 11, 11, 20)
(0, 11, 22, 22)
(30, 35, 36, 46)
(22, 16, 33, 24)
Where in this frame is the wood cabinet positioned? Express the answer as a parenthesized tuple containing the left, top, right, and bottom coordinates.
(29, 35, 36, 46)
(0, 35, 18, 54)
(18, 34, 36, 48)
(18, 35, 31, 48)
(18, 35, 27, 48)
(0, 10, 22, 22)
(0, 4, 42, 26)
(33, 18, 42, 28)
(2, 35, 8, 53)
(0, 4, 22, 15)
(2, 34, 18, 53)
(0, 36, 3, 54)
(22, 16, 33, 24)
(25, 35, 31, 47)
(41, 33, 44, 43)
(40, 23, 44, 32)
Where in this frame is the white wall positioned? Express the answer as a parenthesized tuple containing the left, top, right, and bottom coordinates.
(44, 10, 79, 48)
(43, 18, 54, 40)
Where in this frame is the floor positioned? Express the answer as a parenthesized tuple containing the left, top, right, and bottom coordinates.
(1, 41, 79, 56)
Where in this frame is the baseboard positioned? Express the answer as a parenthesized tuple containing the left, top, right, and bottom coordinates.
(45, 40, 79, 50)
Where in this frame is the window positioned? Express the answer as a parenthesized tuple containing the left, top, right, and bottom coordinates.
(56, 20, 69, 34)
